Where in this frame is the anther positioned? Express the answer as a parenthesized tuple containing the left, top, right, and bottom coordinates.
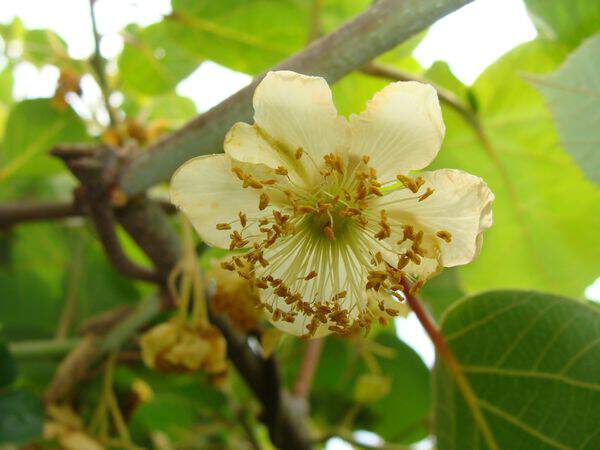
(418, 188, 434, 202)
(216, 223, 231, 230)
(436, 230, 452, 243)
(259, 193, 269, 210)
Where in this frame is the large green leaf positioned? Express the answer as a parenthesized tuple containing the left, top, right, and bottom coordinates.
(530, 34, 600, 186)
(119, 22, 201, 96)
(524, 0, 600, 49)
(431, 39, 600, 297)
(0, 98, 88, 183)
(434, 290, 600, 450)
(0, 389, 43, 445)
(163, 0, 371, 75)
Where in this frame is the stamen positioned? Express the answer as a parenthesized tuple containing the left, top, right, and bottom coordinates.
(436, 230, 452, 243)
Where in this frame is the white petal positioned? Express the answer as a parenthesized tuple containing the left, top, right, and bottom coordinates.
(253, 71, 349, 177)
(349, 81, 444, 182)
(224, 122, 306, 185)
(170, 154, 265, 248)
(377, 169, 494, 268)
(257, 226, 370, 337)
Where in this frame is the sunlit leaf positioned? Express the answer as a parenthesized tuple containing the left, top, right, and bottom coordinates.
(524, 0, 600, 49)
(434, 290, 600, 450)
(530, 33, 600, 186)
(119, 22, 201, 96)
(0, 99, 88, 183)
(432, 39, 599, 297)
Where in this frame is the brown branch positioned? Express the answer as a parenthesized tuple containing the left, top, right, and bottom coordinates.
(293, 338, 324, 399)
(120, 0, 474, 196)
(0, 200, 81, 228)
(89, 201, 161, 283)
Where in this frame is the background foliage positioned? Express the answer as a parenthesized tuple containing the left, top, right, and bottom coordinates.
(0, 1, 598, 449)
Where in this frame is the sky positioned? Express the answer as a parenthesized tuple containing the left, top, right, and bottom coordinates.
(0, 1, 597, 449)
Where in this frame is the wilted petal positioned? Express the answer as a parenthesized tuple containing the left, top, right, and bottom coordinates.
(349, 81, 444, 182)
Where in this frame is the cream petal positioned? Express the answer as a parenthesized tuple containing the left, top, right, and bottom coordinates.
(224, 122, 306, 185)
(257, 225, 370, 337)
(253, 71, 349, 179)
(376, 169, 494, 268)
(170, 154, 268, 248)
(349, 81, 444, 182)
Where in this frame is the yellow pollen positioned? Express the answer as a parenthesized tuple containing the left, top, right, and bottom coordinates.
(216, 223, 231, 230)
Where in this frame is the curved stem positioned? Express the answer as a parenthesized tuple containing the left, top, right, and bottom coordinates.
(402, 280, 499, 450)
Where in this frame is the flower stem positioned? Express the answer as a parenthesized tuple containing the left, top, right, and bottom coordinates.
(402, 284, 499, 450)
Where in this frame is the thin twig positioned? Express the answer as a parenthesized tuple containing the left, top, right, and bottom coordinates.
(401, 279, 499, 450)
(88, 201, 161, 283)
(88, 0, 118, 127)
(293, 338, 324, 398)
(0, 200, 81, 228)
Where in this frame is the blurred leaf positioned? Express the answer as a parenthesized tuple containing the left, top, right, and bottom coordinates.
(119, 22, 201, 96)
(431, 39, 599, 297)
(425, 60, 469, 102)
(0, 99, 88, 183)
(0, 340, 16, 388)
(530, 33, 600, 186)
(305, 333, 430, 444)
(524, 0, 600, 49)
(0, 20, 83, 72)
(434, 290, 600, 450)
(21, 29, 69, 67)
(130, 393, 198, 442)
(123, 93, 197, 129)
(0, 389, 43, 445)
(0, 223, 139, 340)
(0, 66, 14, 137)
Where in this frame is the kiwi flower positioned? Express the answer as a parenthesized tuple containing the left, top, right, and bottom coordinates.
(171, 71, 493, 339)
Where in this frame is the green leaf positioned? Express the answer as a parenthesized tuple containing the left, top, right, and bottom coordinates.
(0, 389, 43, 445)
(434, 290, 600, 450)
(524, 0, 600, 49)
(0, 340, 16, 388)
(165, 0, 306, 75)
(0, 99, 88, 183)
(305, 333, 431, 443)
(431, 39, 599, 297)
(130, 393, 198, 442)
(164, 0, 371, 75)
(420, 268, 465, 320)
(530, 34, 600, 186)
(0, 223, 139, 340)
(119, 23, 201, 96)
